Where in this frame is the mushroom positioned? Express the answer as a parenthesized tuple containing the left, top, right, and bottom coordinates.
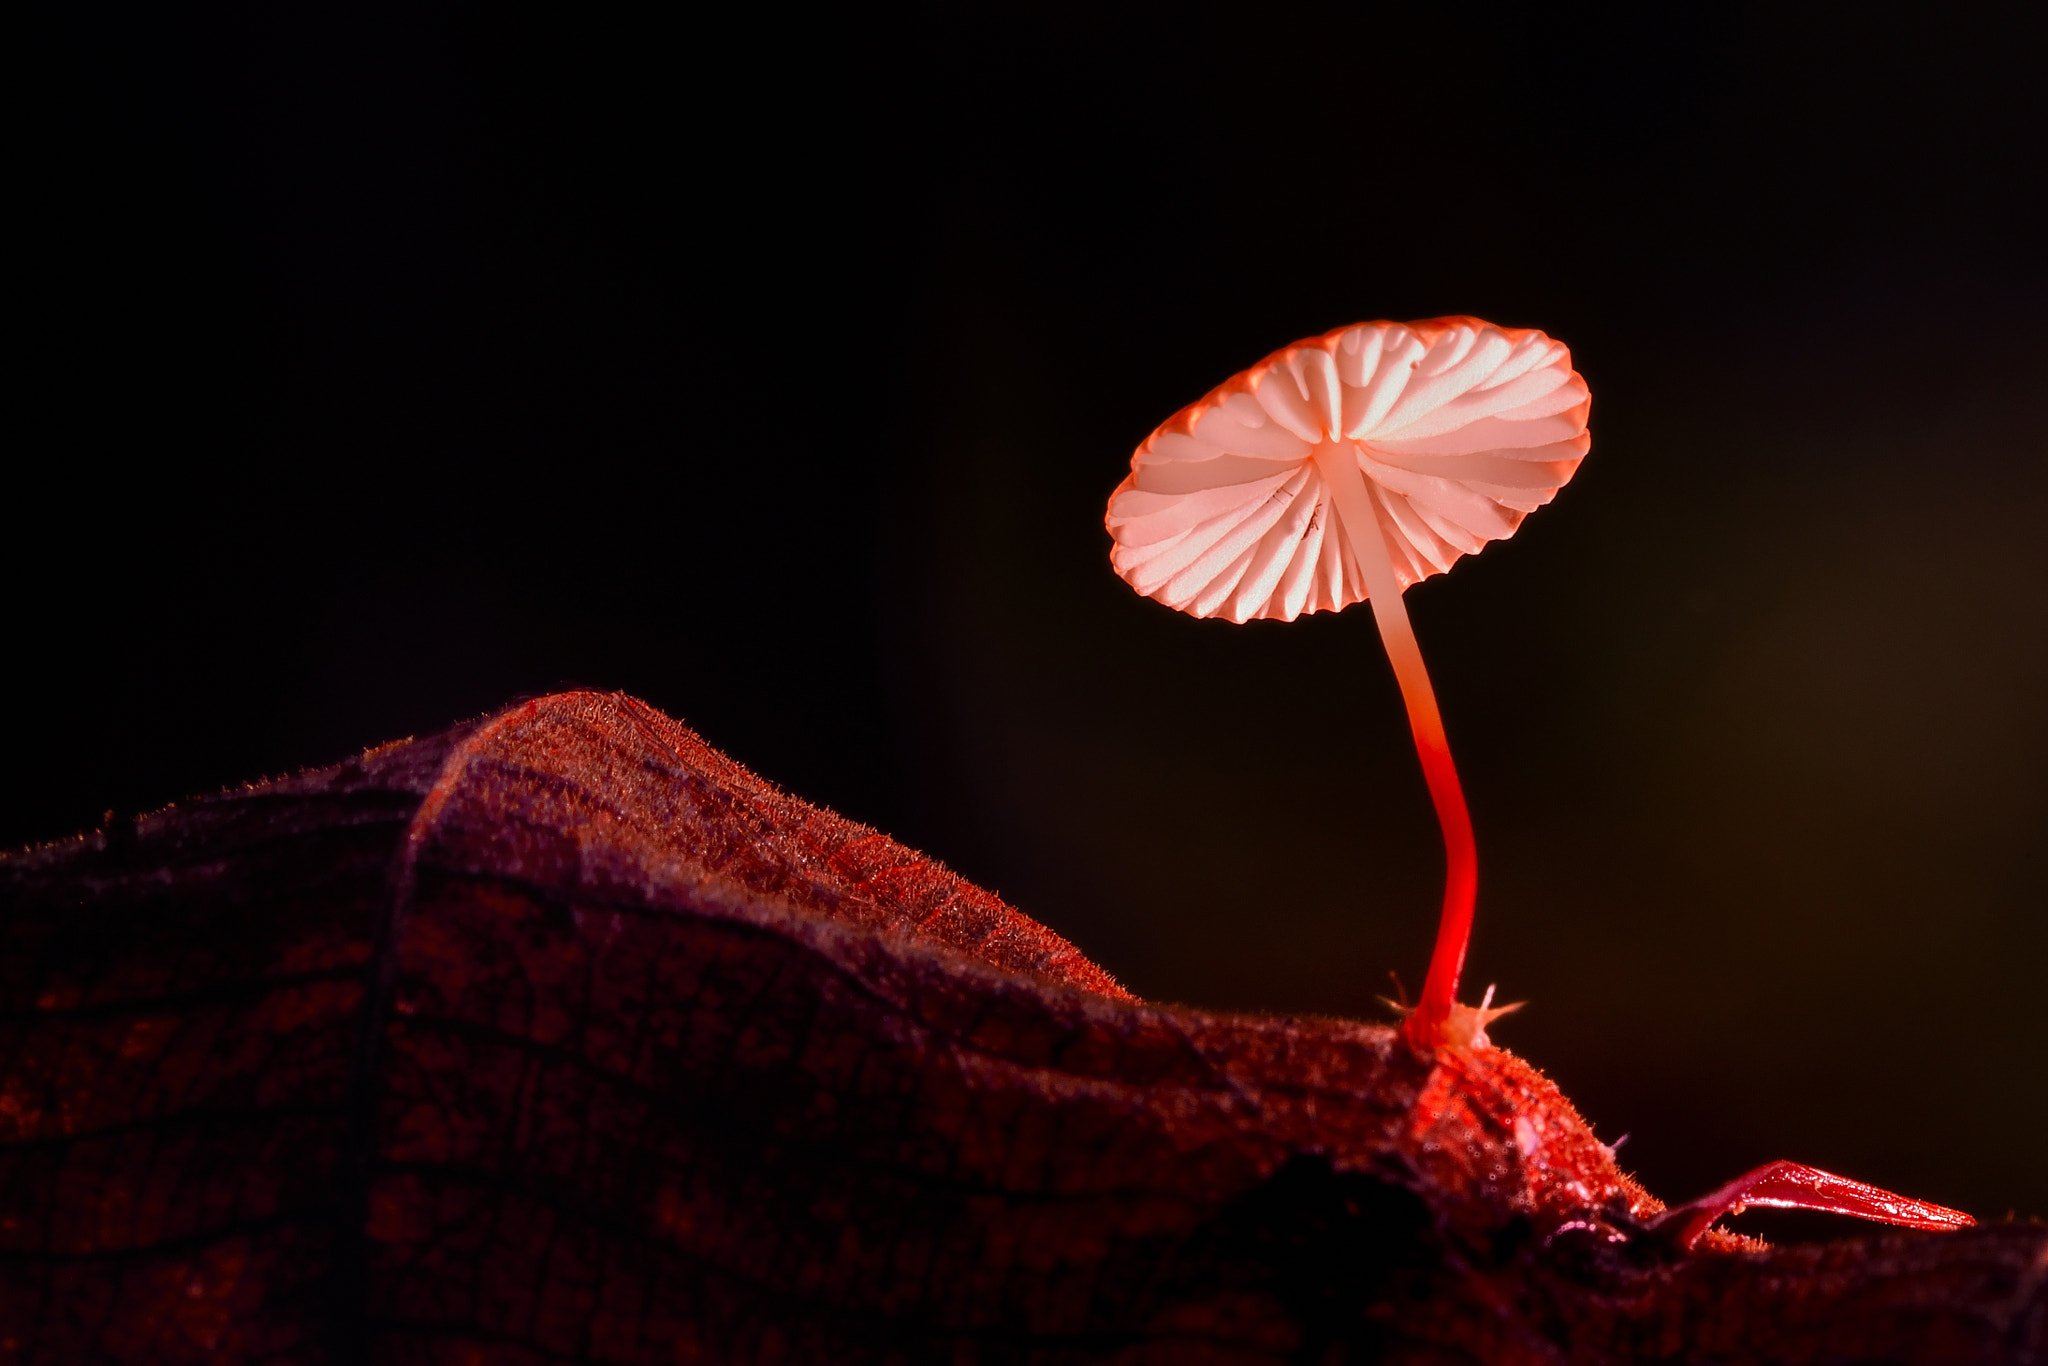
(1105, 317, 1590, 1049)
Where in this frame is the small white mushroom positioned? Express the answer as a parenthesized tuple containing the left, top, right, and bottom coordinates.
(1105, 318, 1590, 1046)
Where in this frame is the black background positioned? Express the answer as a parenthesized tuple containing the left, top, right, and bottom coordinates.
(16, 2, 2046, 1231)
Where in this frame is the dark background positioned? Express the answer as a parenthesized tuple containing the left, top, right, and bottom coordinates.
(15, 2, 2045, 1231)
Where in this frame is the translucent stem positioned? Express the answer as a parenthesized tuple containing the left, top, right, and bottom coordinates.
(1315, 444, 1478, 1042)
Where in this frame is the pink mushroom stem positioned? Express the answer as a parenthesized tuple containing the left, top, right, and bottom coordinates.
(1314, 443, 1478, 1042)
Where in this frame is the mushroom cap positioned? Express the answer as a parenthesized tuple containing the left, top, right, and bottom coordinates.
(1106, 317, 1590, 622)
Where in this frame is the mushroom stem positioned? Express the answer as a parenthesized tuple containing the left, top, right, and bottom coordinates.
(1316, 443, 1478, 1046)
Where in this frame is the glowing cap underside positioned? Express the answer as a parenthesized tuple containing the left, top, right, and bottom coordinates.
(1107, 319, 1592, 623)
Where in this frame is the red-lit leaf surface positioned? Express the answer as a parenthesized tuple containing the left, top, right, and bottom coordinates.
(1651, 1161, 1978, 1252)
(2, 692, 2042, 1363)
